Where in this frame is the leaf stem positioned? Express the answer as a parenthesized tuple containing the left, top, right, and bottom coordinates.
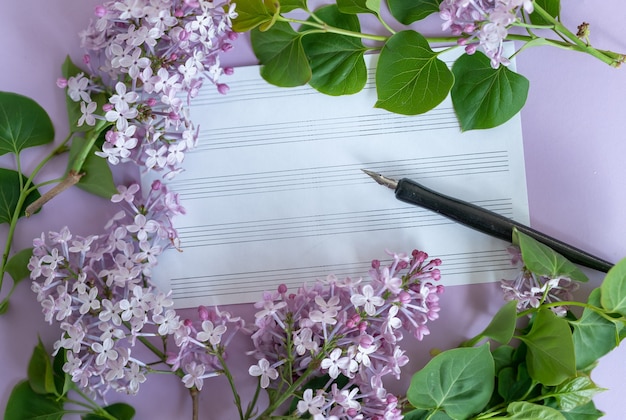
(0, 132, 74, 299)
(281, 16, 388, 42)
(531, 2, 623, 66)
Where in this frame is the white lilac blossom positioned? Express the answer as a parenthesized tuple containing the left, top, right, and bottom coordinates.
(439, 0, 534, 67)
(59, 0, 237, 179)
(245, 250, 443, 419)
(500, 246, 579, 316)
(30, 181, 184, 397)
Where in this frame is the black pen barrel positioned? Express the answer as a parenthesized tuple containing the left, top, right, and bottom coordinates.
(395, 178, 613, 273)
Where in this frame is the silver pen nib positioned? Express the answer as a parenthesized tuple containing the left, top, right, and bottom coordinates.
(361, 169, 398, 190)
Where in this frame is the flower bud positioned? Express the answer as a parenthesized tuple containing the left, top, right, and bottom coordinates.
(217, 83, 229, 95)
(198, 305, 209, 320)
(94, 5, 106, 17)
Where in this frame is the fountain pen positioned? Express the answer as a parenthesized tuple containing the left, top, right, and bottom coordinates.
(362, 169, 613, 273)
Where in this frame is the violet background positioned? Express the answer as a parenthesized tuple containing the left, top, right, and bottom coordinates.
(1, 0, 625, 418)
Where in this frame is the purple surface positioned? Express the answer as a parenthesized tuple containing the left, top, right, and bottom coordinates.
(1, 1, 625, 418)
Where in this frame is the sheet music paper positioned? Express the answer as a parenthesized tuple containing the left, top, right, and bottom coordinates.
(147, 46, 529, 308)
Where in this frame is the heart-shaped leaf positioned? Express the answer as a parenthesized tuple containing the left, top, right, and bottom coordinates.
(478, 300, 518, 344)
(278, 0, 307, 13)
(451, 51, 529, 131)
(5, 247, 33, 287)
(513, 228, 588, 283)
(0, 92, 54, 156)
(506, 402, 566, 420)
(407, 344, 494, 418)
(572, 288, 622, 370)
(251, 21, 311, 87)
(519, 308, 576, 386)
(600, 256, 626, 316)
(301, 5, 367, 95)
(388, 0, 441, 24)
(231, 0, 276, 32)
(28, 338, 58, 396)
(0, 168, 42, 224)
(375, 30, 453, 115)
(337, 0, 372, 14)
(4, 381, 65, 420)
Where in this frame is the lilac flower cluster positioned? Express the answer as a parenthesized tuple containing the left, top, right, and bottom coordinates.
(59, 0, 237, 179)
(439, 0, 534, 67)
(30, 181, 184, 397)
(500, 247, 579, 316)
(167, 305, 249, 391)
(246, 250, 444, 419)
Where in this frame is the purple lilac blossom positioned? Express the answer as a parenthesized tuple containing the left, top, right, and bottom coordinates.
(30, 182, 185, 397)
(500, 246, 579, 316)
(243, 250, 443, 419)
(439, 0, 534, 68)
(62, 0, 238, 179)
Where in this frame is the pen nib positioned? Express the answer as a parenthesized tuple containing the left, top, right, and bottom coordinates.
(361, 169, 398, 190)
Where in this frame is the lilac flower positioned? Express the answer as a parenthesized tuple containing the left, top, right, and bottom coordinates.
(350, 284, 384, 316)
(297, 388, 325, 415)
(248, 358, 279, 389)
(78, 101, 98, 126)
(182, 362, 206, 390)
(245, 249, 443, 418)
(196, 320, 227, 346)
(439, 0, 534, 67)
(30, 180, 186, 397)
(500, 247, 579, 315)
(66, 0, 236, 179)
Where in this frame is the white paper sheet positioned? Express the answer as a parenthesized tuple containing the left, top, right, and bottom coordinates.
(148, 47, 529, 308)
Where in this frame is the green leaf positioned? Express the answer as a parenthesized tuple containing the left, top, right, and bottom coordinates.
(68, 135, 117, 199)
(0, 299, 9, 314)
(403, 409, 452, 420)
(251, 21, 312, 87)
(518, 308, 576, 386)
(0, 91, 54, 156)
(492, 344, 515, 372)
(478, 300, 518, 344)
(549, 376, 605, 411)
(52, 349, 72, 398)
(572, 288, 621, 370)
(0, 168, 42, 224)
(407, 344, 494, 418)
(337, 0, 372, 14)
(451, 51, 529, 131)
(300, 5, 367, 95)
(388, 0, 441, 24)
(5, 247, 33, 286)
(505, 401, 566, 419)
(278, 0, 307, 12)
(530, 0, 561, 26)
(83, 403, 136, 420)
(497, 362, 534, 403)
(4, 381, 65, 420)
(559, 400, 604, 420)
(375, 30, 453, 115)
(513, 228, 588, 283)
(600, 256, 626, 315)
(231, 0, 276, 32)
(28, 338, 58, 396)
